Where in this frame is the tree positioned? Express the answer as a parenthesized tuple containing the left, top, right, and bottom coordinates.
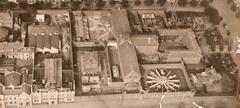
(7, 2, 17, 10)
(178, 0, 188, 7)
(157, 0, 167, 6)
(190, 0, 198, 7)
(200, 0, 209, 7)
(109, 1, 116, 7)
(231, 4, 237, 12)
(204, 6, 221, 25)
(19, 1, 29, 9)
(96, 0, 106, 9)
(135, 0, 141, 6)
(72, 1, 80, 10)
(60, 2, 68, 8)
(121, 0, 129, 8)
(236, 11, 240, 19)
(144, 0, 154, 6)
(227, 0, 232, 4)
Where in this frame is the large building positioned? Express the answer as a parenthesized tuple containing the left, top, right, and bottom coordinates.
(44, 58, 62, 88)
(32, 57, 75, 105)
(158, 29, 202, 64)
(117, 39, 141, 91)
(28, 25, 60, 54)
(130, 34, 159, 55)
(0, 69, 32, 108)
(0, 42, 35, 60)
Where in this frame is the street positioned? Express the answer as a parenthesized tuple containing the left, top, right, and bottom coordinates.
(31, 94, 234, 108)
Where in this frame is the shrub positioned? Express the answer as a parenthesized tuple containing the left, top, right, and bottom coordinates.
(144, 0, 154, 6)
(135, 0, 141, 6)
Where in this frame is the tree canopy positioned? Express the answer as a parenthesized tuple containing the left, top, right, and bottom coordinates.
(96, 0, 106, 9)
(204, 6, 221, 25)
(200, 0, 209, 7)
(157, 0, 167, 6)
(144, 0, 154, 6)
(190, 0, 198, 7)
(135, 0, 141, 6)
(178, 0, 188, 7)
(121, 0, 129, 8)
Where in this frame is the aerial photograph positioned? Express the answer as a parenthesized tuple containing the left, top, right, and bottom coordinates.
(0, 0, 240, 108)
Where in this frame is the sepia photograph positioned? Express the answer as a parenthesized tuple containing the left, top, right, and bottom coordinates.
(0, 0, 240, 107)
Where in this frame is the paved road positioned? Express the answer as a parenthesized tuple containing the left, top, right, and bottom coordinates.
(31, 95, 234, 108)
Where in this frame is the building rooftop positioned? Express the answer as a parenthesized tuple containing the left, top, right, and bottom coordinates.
(44, 57, 62, 87)
(111, 9, 131, 35)
(80, 51, 101, 74)
(158, 29, 200, 51)
(130, 35, 159, 46)
(28, 34, 59, 50)
(118, 40, 141, 83)
(0, 12, 12, 27)
(0, 69, 31, 95)
(28, 25, 59, 34)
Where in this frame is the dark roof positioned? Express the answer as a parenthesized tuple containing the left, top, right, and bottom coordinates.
(28, 35, 36, 47)
(4, 71, 21, 86)
(28, 25, 59, 34)
(51, 35, 59, 49)
(44, 35, 51, 49)
(118, 40, 141, 83)
(36, 35, 44, 49)
(28, 34, 59, 50)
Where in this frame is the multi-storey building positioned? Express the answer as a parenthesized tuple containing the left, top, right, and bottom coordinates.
(157, 29, 202, 64)
(0, 42, 35, 60)
(0, 69, 32, 108)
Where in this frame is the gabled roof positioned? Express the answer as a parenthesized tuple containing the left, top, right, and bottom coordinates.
(4, 71, 21, 86)
(118, 40, 141, 83)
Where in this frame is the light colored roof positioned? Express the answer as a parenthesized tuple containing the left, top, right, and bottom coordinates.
(0, 12, 12, 26)
(44, 58, 62, 86)
(118, 40, 141, 83)
(158, 29, 200, 51)
(111, 9, 131, 34)
(130, 35, 159, 46)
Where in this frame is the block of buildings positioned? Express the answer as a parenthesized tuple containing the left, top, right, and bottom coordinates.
(130, 35, 159, 55)
(0, 42, 34, 60)
(32, 57, 75, 104)
(0, 69, 32, 108)
(158, 29, 202, 64)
